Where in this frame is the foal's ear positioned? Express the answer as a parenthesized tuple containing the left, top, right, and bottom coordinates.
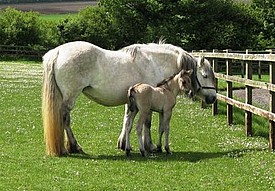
(184, 69, 193, 76)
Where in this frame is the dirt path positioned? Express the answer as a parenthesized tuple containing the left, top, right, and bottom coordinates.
(0, 1, 98, 14)
(233, 88, 269, 107)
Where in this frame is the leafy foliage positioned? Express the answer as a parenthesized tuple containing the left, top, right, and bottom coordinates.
(0, 1, 273, 51)
(99, 0, 260, 50)
(0, 8, 59, 49)
(57, 6, 119, 49)
(251, 0, 275, 49)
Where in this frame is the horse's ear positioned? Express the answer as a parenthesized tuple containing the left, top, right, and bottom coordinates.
(198, 56, 205, 67)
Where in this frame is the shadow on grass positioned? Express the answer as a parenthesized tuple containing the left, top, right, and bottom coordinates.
(68, 148, 265, 162)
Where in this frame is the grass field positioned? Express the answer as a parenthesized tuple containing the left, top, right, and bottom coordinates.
(40, 13, 76, 21)
(0, 61, 275, 190)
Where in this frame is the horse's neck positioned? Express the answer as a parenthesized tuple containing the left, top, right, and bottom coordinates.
(184, 55, 198, 91)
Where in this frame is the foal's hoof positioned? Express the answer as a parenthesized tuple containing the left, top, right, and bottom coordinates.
(126, 149, 131, 157)
(145, 143, 157, 153)
(165, 146, 172, 155)
(156, 146, 163, 153)
(140, 150, 146, 157)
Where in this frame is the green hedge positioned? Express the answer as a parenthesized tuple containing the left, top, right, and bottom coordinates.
(0, 0, 272, 51)
(0, 0, 93, 4)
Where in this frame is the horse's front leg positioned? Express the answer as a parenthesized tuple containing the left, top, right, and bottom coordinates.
(63, 104, 83, 154)
(117, 104, 137, 151)
(143, 111, 157, 152)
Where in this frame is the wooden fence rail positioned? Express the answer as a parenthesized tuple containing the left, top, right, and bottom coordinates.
(191, 49, 275, 150)
(0, 45, 46, 58)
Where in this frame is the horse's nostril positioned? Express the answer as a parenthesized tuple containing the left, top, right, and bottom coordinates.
(205, 95, 216, 104)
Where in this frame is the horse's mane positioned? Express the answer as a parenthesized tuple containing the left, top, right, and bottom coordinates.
(120, 40, 186, 60)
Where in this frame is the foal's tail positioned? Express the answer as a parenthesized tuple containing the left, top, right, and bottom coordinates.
(42, 49, 65, 156)
(127, 86, 137, 112)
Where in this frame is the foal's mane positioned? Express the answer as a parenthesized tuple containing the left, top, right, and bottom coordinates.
(156, 73, 177, 88)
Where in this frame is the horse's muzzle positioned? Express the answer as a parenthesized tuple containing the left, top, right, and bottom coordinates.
(205, 95, 216, 104)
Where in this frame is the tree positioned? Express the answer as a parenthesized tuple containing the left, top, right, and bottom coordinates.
(99, 0, 260, 50)
(251, 0, 275, 49)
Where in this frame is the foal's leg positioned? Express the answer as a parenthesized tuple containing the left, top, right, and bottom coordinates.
(143, 111, 157, 152)
(62, 103, 83, 154)
(136, 111, 148, 157)
(156, 112, 164, 153)
(163, 110, 173, 155)
(117, 104, 137, 150)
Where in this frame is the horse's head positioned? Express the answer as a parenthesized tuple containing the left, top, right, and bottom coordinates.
(178, 69, 194, 98)
(194, 56, 217, 104)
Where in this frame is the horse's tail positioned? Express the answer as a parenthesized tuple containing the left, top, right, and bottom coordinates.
(42, 48, 65, 156)
(127, 86, 137, 112)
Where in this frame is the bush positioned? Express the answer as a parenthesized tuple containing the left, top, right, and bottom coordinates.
(0, 7, 59, 49)
(0, 8, 41, 46)
(57, 6, 119, 49)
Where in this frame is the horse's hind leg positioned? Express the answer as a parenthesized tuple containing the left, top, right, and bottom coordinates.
(63, 103, 83, 153)
(125, 109, 138, 156)
(118, 104, 137, 151)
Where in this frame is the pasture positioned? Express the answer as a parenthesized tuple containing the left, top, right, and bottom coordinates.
(0, 60, 274, 190)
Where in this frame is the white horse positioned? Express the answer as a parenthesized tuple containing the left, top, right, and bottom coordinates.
(42, 41, 216, 156)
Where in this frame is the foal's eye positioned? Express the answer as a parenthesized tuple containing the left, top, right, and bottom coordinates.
(202, 73, 208, 78)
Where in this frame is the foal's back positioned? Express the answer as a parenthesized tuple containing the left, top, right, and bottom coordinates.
(128, 83, 176, 113)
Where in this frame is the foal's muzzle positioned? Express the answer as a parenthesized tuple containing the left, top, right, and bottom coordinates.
(185, 90, 194, 99)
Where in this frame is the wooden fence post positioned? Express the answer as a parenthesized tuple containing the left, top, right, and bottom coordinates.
(258, 61, 262, 80)
(241, 61, 245, 78)
(212, 49, 218, 116)
(268, 49, 275, 150)
(245, 49, 253, 136)
(225, 49, 233, 125)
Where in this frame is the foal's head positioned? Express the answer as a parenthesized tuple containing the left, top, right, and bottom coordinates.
(178, 69, 194, 98)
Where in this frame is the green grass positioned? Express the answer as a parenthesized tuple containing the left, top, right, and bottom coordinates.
(0, 61, 274, 190)
(39, 13, 76, 21)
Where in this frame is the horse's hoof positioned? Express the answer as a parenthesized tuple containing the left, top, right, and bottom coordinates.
(67, 143, 84, 154)
(117, 139, 126, 151)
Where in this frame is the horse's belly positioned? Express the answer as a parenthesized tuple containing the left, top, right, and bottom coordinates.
(82, 87, 127, 106)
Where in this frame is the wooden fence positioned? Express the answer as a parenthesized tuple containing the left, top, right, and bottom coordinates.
(191, 49, 275, 150)
(0, 45, 46, 58)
